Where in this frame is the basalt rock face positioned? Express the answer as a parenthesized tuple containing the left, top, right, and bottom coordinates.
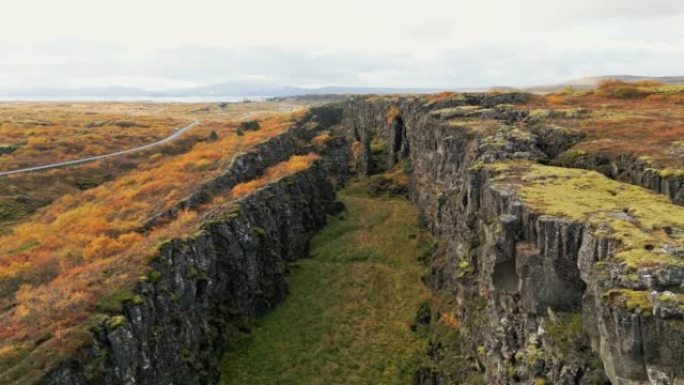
(343, 95, 684, 385)
(41, 164, 338, 385)
(39, 107, 346, 385)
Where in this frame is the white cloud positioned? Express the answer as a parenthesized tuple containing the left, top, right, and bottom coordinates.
(0, 0, 682, 91)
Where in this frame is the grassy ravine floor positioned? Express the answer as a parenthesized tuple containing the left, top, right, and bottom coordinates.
(219, 179, 430, 385)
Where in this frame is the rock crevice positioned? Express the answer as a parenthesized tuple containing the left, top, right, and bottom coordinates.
(39, 107, 349, 385)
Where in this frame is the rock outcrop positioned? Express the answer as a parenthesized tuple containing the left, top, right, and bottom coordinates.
(38, 106, 349, 385)
(343, 94, 684, 385)
(41, 163, 340, 385)
(31, 95, 684, 385)
(142, 105, 348, 230)
(554, 151, 684, 205)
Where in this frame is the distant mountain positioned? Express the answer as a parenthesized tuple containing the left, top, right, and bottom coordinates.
(159, 82, 439, 97)
(2, 75, 682, 100)
(0, 82, 439, 100)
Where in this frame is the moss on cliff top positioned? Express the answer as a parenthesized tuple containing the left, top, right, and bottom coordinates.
(493, 162, 684, 270)
(446, 119, 509, 137)
(430, 106, 482, 119)
(605, 289, 654, 313)
(657, 168, 684, 179)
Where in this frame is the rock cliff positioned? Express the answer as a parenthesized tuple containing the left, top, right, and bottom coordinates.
(42, 163, 340, 385)
(38, 106, 349, 385)
(343, 94, 684, 385)
(553, 151, 684, 205)
(33, 95, 684, 385)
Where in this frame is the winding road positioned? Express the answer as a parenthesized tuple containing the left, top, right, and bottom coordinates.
(0, 120, 200, 177)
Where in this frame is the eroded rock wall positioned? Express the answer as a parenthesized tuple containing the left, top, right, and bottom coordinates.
(554, 152, 684, 205)
(41, 163, 339, 385)
(39, 107, 349, 385)
(343, 95, 684, 385)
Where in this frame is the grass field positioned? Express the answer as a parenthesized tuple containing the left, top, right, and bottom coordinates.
(220, 177, 431, 385)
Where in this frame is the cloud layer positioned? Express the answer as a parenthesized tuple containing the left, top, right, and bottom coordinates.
(2, 0, 683, 91)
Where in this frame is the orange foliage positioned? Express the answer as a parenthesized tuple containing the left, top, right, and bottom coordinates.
(645, 93, 684, 105)
(595, 79, 667, 100)
(439, 312, 460, 330)
(524, 83, 684, 169)
(0, 105, 182, 172)
(386, 106, 401, 125)
(426, 91, 459, 103)
(312, 132, 331, 149)
(230, 153, 320, 199)
(0, 111, 304, 375)
(351, 141, 361, 165)
(599, 79, 663, 90)
(545, 93, 568, 105)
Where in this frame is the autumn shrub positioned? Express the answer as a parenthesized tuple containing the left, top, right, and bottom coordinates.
(645, 92, 684, 105)
(597, 79, 659, 99)
(545, 93, 568, 105)
(230, 153, 319, 199)
(312, 132, 331, 150)
(0, 108, 182, 172)
(426, 91, 459, 104)
(0, 110, 305, 380)
(240, 120, 261, 131)
(527, 83, 684, 171)
(386, 106, 400, 125)
(615, 87, 647, 99)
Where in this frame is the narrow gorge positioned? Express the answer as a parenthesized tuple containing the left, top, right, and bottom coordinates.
(18, 94, 684, 385)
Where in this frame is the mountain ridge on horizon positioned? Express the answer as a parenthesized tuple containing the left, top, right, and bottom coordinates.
(2, 75, 683, 100)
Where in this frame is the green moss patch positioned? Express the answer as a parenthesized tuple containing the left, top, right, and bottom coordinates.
(495, 162, 684, 270)
(604, 289, 653, 313)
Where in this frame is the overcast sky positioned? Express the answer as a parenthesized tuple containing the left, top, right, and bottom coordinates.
(2, 0, 683, 91)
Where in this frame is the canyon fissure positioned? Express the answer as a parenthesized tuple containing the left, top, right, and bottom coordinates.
(21, 94, 684, 385)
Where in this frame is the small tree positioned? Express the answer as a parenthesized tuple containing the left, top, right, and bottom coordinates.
(240, 120, 261, 131)
(207, 131, 219, 142)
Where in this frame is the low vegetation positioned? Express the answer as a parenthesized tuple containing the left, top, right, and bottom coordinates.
(529, 80, 684, 171)
(498, 162, 684, 270)
(220, 173, 431, 385)
(0, 103, 181, 171)
(239, 120, 261, 132)
(0, 105, 317, 382)
(0, 105, 196, 232)
(0, 101, 315, 233)
(228, 153, 319, 199)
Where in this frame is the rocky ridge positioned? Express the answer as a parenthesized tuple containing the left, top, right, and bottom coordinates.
(35, 106, 350, 385)
(26, 94, 684, 385)
(343, 94, 684, 385)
